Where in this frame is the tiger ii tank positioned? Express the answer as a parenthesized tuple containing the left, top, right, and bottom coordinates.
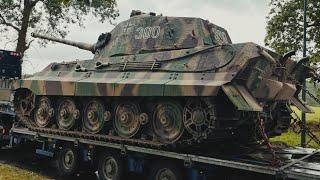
(12, 10, 318, 146)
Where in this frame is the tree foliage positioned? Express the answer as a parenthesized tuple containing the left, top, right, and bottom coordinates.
(0, 0, 119, 57)
(265, 0, 320, 61)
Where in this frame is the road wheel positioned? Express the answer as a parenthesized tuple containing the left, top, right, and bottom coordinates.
(83, 99, 106, 134)
(54, 145, 79, 177)
(152, 101, 184, 144)
(34, 97, 54, 128)
(57, 98, 80, 130)
(114, 102, 141, 138)
(148, 161, 183, 180)
(98, 151, 124, 180)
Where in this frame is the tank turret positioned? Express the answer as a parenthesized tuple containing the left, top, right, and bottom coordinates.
(31, 33, 96, 53)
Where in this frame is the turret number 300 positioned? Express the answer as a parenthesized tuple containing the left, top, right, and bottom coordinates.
(135, 26, 161, 40)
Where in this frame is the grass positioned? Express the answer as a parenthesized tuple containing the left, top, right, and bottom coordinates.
(271, 131, 320, 149)
(271, 106, 320, 149)
(0, 164, 48, 180)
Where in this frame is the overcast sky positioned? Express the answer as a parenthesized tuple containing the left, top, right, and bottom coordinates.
(0, 0, 269, 74)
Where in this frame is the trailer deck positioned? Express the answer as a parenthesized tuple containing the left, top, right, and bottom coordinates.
(9, 127, 320, 180)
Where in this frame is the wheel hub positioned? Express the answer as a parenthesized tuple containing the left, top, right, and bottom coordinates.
(159, 114, 171, 127)
(139, 113, 149, 125)
(63, 150, 74, 169)
(65, 154, 71, 164)
(60, 109, 69, 119)
(120, 112, 129, 124)
(87, 110, 97, 121)
(37, 108, 46, 117)
(156, 168, 176, 180)
(106, 164, 112, 174)
(192, 109, 205, 126)
(104, 158, 118, 178)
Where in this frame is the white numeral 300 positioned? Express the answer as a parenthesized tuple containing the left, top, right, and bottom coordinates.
(135, 26, 161, 39)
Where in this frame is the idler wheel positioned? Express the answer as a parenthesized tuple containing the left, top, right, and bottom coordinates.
(152, 101, 184, 144)
(183, 98, 216, 139)
(57, 98, 79, 130)
(83, 100, 106, 134)
(34, 97, 54, 128)
(114, 102, 141, 138)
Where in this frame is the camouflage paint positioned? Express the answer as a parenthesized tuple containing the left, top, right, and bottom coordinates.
(14, 12, 315, 113)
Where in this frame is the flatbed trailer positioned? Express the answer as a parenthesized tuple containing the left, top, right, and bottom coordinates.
(6, 127, 320, 180)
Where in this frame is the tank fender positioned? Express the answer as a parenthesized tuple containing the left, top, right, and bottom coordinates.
(222, 84, 262, 112)
(251, 78, 283, 99)
(12, 78, 75, 96)
(275, 83, 296, 100)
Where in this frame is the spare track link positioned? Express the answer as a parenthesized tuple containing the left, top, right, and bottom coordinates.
(17, 114, 165, 148)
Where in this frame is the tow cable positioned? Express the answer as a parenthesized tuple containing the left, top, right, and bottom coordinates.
(258, 113, 280, 166)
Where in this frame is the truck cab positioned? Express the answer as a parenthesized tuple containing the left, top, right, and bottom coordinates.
(0, 49, 22, 146)
(0, 49, 22, 79)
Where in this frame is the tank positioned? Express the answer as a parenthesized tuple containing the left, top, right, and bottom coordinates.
(12, 10, 319, 146)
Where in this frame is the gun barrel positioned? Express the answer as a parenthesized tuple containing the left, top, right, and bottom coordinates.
(31, 33, 95, 53)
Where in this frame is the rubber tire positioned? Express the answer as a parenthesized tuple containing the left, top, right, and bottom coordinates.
(98, 151, 124, 180)
(148, 161, 183, 180)
(54, 146, 80, 177)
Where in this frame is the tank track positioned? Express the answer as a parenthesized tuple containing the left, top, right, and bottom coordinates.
(13, 89, 293, 149)
(16, 114, 166, 149)
(14, 89, 222, 149)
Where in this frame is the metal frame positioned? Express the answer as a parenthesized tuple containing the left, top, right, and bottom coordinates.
(10, 127, 320, 180)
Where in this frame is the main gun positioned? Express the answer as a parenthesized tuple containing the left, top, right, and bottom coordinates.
(31, 33, 95, 53)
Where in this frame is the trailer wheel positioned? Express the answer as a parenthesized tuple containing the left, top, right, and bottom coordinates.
(148, 161, 183, 180)
(55, 146, 79, 177)
(98, 151, 124, 180)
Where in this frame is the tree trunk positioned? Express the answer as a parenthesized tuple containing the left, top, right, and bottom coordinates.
(15, 0, 37, 57)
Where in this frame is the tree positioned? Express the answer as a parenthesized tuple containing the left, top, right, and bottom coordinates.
(0, 0, 118, 57)
(265, 0, 320, 61)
